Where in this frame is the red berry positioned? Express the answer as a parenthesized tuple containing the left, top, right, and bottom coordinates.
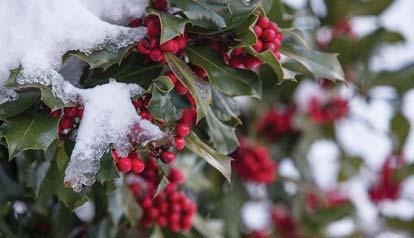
(160, 151, 175, 164)
(64, 107, 79, 118)
(186, 94, 195, 107)
(253, 40, 263, 52)
(243, 55, 262, 70)
(137, 39, 151, 55)
(262, 29, 276, 42)
(230, 48, 244, 56)
(176, 123, 190, 137)
(275, 32, 283, 42)
(145, 16, 161, 37)
(253, 25, 263, 37)
(269, 22, 279, 31)
(77, 107, 84, 118)
(116, 158, 132, 172)
(263, 42, 276, 51)
(128, 18, 142, 27)
(257, 16, 270, 29)
(152, 0, 168, 12)
(132, 98, 143, 109)
(229, 57, 245, 69)
(160, 39, 179, 53)
(174, 81, 188, 95)
(59, 118, 73, 129)
(165, 71, 177, 84)
(149, 49, 164, 62)
(140, 111, 153, 121)
(131, 159, 145, 174)
(192, 65, 207, 79)
(180, 108, 196, 125)
(50, 109, 62, 118)
(176, 36, 187, 49)
(174, 137, 186, 150)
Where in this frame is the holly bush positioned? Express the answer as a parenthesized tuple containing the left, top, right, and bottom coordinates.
(1, 0, 413, 237)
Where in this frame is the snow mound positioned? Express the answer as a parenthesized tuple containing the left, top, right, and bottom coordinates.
(0, 0, 147, 103)
(64, 80, 164, 192)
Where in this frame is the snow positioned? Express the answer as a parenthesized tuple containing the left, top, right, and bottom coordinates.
(64, 80, 164, 192)
(325, 217, 355, 238)
(0, 0, 147, 104)
(241, 201, 271, 232)
(307, 140, 340, 190)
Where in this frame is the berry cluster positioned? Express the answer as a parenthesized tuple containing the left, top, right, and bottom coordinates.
(256, 107, 296, 141)
(209, 16, 283, 70)
(271, 206, 298, 238)
(317, 19, 355, 49)
(230, 138, 277, 184)
(128, 159, 196, 233)
(112, 150, 145, 175)
(134, 15, 188, 63)
(243, 230, 270, 238)
(305, 190, 350, 213)
(308, 96, 349, 124)
(48, 106, 84, 137)
(369, 155, 404, 203)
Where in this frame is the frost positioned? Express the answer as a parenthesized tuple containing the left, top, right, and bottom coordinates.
(0, 0, 148, 104)
(64, 80, 164, 192)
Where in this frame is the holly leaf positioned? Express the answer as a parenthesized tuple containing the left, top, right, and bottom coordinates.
(149, 86, 183, 122)
(211, 89, 241, 124)
(255, 49, 284, 82)
(148, 9, 189, 44)
(391, 112, 410, 153)
(1, 111, 58, 159)
(96, 152, 119, 184)
(186, 46, 261, 98)
(233, 13, 259, 48)
(185, 132, 232, 182)
(165, 53, 212, 122)
(0, 90, 39, 121)
(68, 44, 134, 71)
(40, 86, 65, 111)
(281, 44, 345, 81)
(206, 107, 238, 154)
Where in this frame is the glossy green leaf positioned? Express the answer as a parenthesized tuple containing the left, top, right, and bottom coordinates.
(211, 89, 241, 124)
(255, 49, 284, 82)
(40, 86, 65, 111)
(186, 46, 261, 98)
(149, 86, 183, 122)
(2, 111, 58, 159)
(0, 90, 39, 121)
(185, 132, 232, 182)
(206, 107, 238, 154)
(96, 152, 119, 183)
(68, 44, 134, 71)
(391, 112, 410, 153)
(148, 9, 189, 44)
(233, 13, 259, 48)
(281, 44, 345, 81)
(165, 53, 212, 122)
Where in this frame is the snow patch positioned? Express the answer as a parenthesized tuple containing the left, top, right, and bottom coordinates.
(0, 0, 147, 104)
(64, 80, 164, 192)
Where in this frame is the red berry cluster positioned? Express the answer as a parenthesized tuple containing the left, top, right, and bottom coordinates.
(128, 159, 196, 233)
(230, 138, 277, 184)
(48, 106, 84, 137)
(305, 190, 350, 213)
(271, 206, 298, 238)
(308, 96, 349, 124)
(134, 16, 188, 63)
(257, 107, 296, 142)
(112, 150, 145, 174)
(369, 155, 404, 203)
(252, 16, 283, 58)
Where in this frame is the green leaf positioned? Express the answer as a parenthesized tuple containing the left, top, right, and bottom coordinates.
(154, 175, 170, 198)
(186, 46, 261, 98)
(83, 56, 164, 88)
(0, 90, 39, 121)
(185, 132, 232, 182)
(255, 49, 284, 82)
(150, 226, 164, 238)
(108, 181, 142, 226)
(391, 112, 410, 153)
(96, 151, 119, 183)
(172, 0, 261, 30)
(0, 217, 17, 238)
(165, 53, 212, 122)
(148, 9, 189, 44)
(233, 13, 259, 48)
(40, 86, 65, 111)
(281, 44, 345, 81)
(206, 107, 238, 154)
(68, 45, 134, 71)
(149, 86, 183, 122)
(26, 157, 52, 197)
(2, 111, 58, 159)
(211, 89, 241, 124)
